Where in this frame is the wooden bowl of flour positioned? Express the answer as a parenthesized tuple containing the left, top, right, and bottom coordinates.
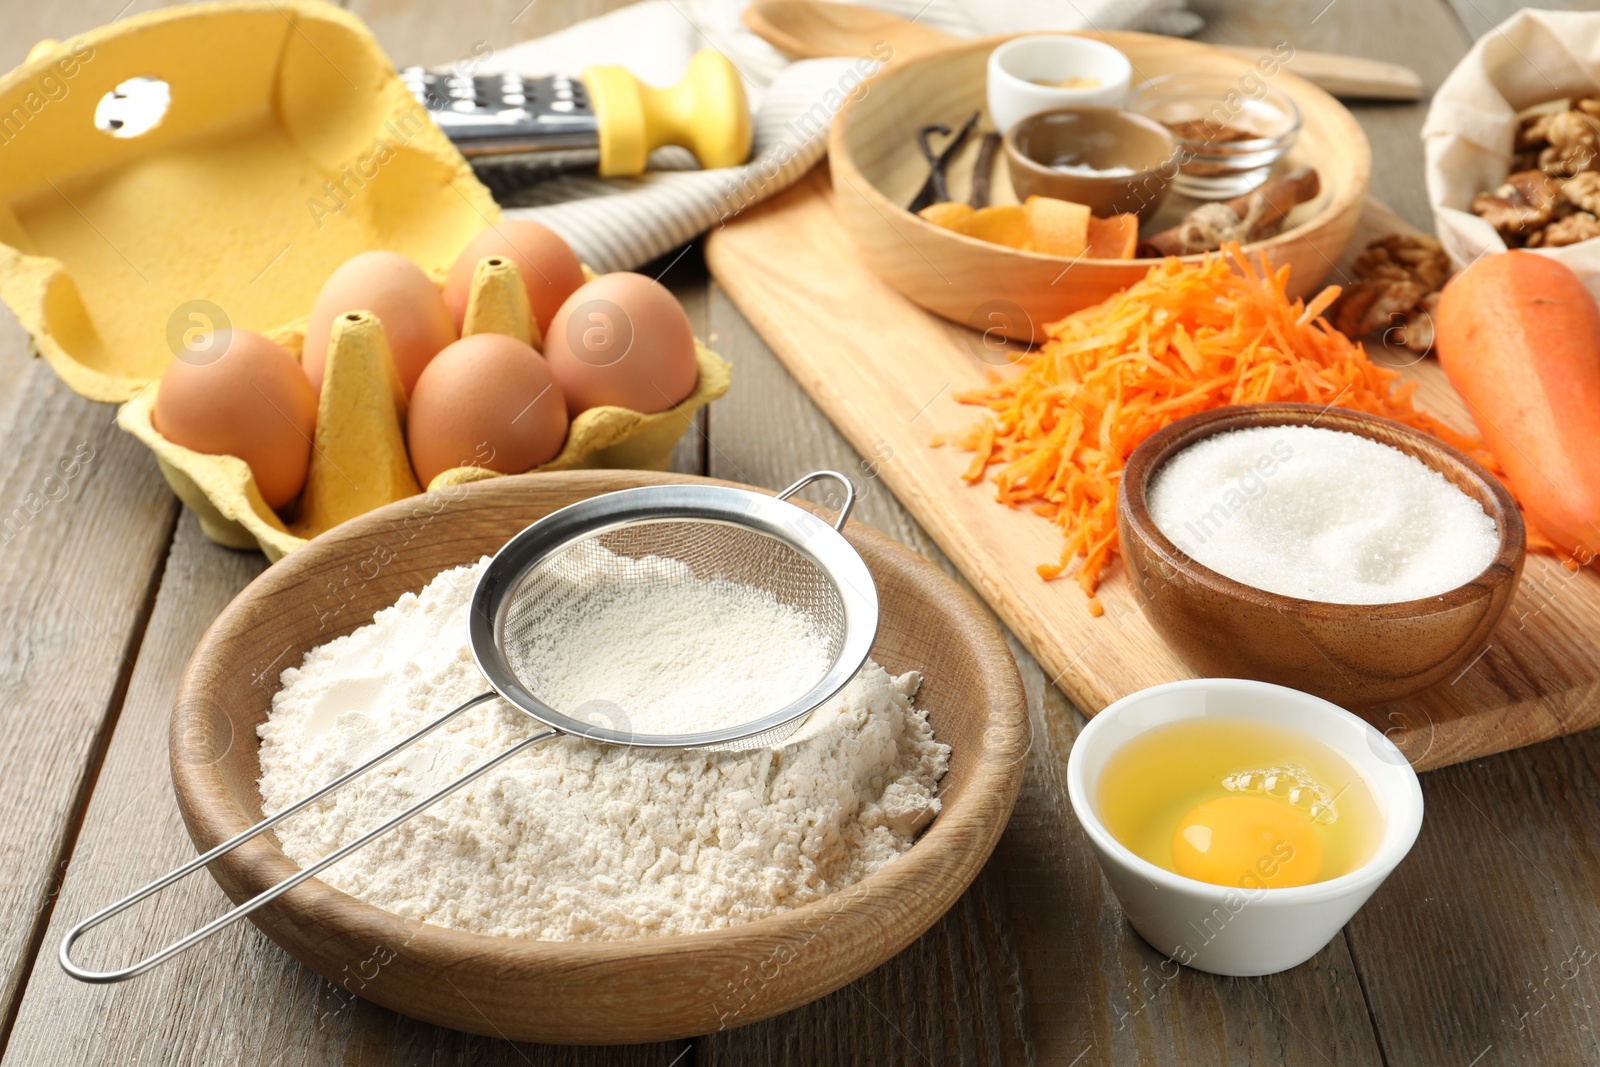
(168, 470, 1029, 1044)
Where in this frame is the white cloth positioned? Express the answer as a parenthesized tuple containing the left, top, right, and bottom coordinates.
(1423, 8, 1600, 295)
(469, 0, 1195, 272)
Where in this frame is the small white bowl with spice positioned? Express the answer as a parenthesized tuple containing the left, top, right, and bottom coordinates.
(987, 35, 1133, 134)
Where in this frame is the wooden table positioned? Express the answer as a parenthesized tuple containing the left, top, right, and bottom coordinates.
(2, 1, 1597, 1064)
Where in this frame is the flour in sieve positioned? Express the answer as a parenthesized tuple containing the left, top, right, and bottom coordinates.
(256, 558, 950, 941)
(504, 546, 833, 735)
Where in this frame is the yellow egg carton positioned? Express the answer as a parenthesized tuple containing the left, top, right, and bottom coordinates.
(117, 259, 728, 560)
(0, 1, 729, 560)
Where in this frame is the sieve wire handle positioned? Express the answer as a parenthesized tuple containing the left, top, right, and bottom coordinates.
(777, 470, 855, 531)
(60, 691, 557, 984)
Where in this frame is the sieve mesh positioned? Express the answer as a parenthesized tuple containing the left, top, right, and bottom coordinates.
(499, 518, 848, 748)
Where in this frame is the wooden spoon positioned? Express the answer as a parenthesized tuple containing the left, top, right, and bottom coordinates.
(741, 0, 1423, 101)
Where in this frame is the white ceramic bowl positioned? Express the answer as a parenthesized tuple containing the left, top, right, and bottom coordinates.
(1065, 679, 1423, 977)
(986, 35, 1133, 134)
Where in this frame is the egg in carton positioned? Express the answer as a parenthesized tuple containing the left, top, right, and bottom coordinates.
(117, 260, 727, 560)
(0, 0, 728, 561)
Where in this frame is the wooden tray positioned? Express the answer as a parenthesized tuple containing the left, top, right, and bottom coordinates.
(705, 168, 1600, 771)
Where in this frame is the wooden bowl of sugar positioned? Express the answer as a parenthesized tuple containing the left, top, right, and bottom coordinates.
(1116, 404, 1525, 708)
(168, 470, 1028, 1044)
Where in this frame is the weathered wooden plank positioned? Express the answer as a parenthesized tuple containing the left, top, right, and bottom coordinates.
(1343, 732, 1600, 1067)
(0, 0, 185, 1033)
(0, 347, 178, 1038)
(2, 514, 692, 1066)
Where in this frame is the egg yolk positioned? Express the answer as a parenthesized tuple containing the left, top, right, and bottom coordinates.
(1170, 795, 1323, 889)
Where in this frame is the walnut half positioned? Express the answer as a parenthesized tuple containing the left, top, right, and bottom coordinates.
(1563, 170, 1600, 214)
(1532, 211, 1600, 247)
(1538, 110, 1600, 177)
(1330, 234, 1448, 352)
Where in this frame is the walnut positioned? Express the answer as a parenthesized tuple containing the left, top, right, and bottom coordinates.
(1353, 233, 1451, 292)
(1472, 193, 1547, 240)
(1576, 98, 1600, 120)
(1396, 291, 1440, 354)
(1472, 169, 1571, 240)
(1541, 210, 1600, 247)
(1563, 170, 1600, 214)
(1330, 234, 1449, 349)
(1537, 110, 1600, 176)
(1332, 278, 1428, 339)
(1517, 112, 1554, 149)
(1506, 169, 1567, 214)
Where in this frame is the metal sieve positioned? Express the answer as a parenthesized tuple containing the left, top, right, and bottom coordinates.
(61, 472, 876, 983)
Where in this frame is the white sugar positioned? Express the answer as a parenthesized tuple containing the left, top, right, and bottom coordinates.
(1147, 425, 1500, 604)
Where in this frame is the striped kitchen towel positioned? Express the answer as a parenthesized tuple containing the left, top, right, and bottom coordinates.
(474, 0, 1197, 273)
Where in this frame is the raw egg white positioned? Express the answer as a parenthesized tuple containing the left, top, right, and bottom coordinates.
(302, 251, 456, 406)
(443, 221, 586, 341)
(406, 334, 569, 487)
(542, 272, 698, 417)
(152, 329, 317, 509)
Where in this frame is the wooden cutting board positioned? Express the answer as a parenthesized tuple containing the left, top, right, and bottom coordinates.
(705, 168, 1600, 771)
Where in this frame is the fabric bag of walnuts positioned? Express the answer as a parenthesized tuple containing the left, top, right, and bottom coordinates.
(1423, 8, 1600, 297)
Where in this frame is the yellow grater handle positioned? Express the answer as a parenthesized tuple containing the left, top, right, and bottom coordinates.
(583, 50, 752, 177)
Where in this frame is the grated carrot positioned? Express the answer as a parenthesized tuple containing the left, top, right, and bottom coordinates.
(949, 244, 1509, 613)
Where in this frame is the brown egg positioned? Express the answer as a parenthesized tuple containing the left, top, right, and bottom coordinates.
(302, 251, 456, 405)
(152, 329, 317, 510)
(542, 272, 699, 416)
(406, 334, 569, 487)
(443, 221, 586, 340)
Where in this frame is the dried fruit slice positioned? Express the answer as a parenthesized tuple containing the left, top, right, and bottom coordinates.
(917, 201, 975, 231)
(1086, 214, 1139, 259)
(964, 205, 1033, 249)
(1024, 195, 1091, 256)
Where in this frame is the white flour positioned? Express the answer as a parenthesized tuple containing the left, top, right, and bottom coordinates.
(504, 547, 832, 736)
(257, 558, 949, 941)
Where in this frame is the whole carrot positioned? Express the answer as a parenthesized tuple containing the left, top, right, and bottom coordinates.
(1435, 251, 1600, 561)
